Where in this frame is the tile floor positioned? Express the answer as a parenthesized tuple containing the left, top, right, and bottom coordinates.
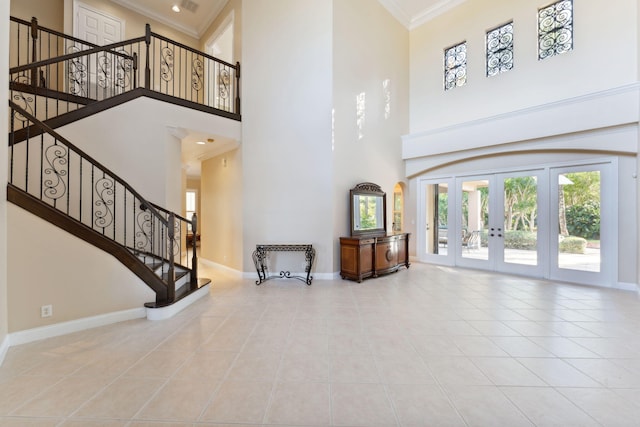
(2, 262, 640, 426)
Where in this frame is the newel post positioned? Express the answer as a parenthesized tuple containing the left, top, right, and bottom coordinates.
(144, 23, 151, 90)
(30, 17, 38, 86)
(190, 213, 198, 290)
(167, 212, 176, 302)
(132, 52, 138, 89)
(234, 61, 241, 115)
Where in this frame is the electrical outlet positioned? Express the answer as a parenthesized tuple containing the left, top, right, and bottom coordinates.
(41, 304, 53, 318)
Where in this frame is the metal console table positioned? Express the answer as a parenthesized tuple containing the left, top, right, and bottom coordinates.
(252, 244, 315, 285)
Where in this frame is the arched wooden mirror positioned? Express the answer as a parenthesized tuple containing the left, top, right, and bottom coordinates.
(350, 182, 386, 237)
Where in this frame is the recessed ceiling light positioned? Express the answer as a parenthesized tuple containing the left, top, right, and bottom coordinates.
(172, 5, 181, 12)
(195, 141, 206, 145)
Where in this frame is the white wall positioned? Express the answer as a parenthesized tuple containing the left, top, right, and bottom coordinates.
(1, 0, 10, 361)
(200, 149, 243, 271)
(241, 0, 334, 274)
(332, 0, 411, 266)
(409, 0, 638, 133)
(7, 204, 154, 332)
(404, 0, 639, 288)
(58, 97, 241, 212)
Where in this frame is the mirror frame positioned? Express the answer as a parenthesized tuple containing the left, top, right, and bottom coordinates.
(350, 182, 387, 237)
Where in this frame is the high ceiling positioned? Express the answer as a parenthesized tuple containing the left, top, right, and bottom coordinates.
(109, 0, 465, 177)
(110, 0, 466, 39)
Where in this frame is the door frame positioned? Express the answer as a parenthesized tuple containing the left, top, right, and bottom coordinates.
(548, 160, 616, 286)
(418, 177, 455, 266)
(416, 157, 617, 286)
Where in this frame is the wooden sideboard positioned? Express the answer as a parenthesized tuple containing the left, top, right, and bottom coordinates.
(340, 233, 410, 282)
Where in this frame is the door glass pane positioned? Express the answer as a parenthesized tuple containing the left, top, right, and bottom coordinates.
(461, 180, 488, 260)
(503, 176, 538, 266)
(558, 171, 601, 272)
(425, 183, 448, 255)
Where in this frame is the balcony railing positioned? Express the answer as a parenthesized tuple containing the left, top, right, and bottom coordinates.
(9, 17, 241, 130)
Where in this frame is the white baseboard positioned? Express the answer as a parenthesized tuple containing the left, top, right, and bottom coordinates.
(8, 307, 146, 347)
(0, 334, 9, 366)
(200, 258, 243, 279)
(146, 283, 210, 321)
(613, 281, 639, 292)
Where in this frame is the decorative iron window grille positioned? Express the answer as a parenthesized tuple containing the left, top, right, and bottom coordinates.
(538, 0, 573, 60)
(486, 22, 514, 77)
(444, 41, 467, 90)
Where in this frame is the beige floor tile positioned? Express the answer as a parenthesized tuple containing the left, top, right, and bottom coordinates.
(489, 336, 555, 358)
(71, 351, 147, 379)
(199, 380, 272, 424)
(375, 353, 436, 385)
(11, 375, 110, 417)
(470, 357, 546, 386)
(278, 351, 329, 382)
(128, 422, 193, 427)
(72, 377, 164, 419)
(466, 320, 521, 336)
(331, 383, 396, 426)
(565, 358, 640, 388)
(0, 375, 62, 415)
(527, 336, 600, 358)
(445, 385, 533, 427)
(136, 378, 218, 421)
(569, 337, 639, 358)
(200, 329, 251, 352)
(516, 358, 601, 387)
(226, 350, 281, 382)
(500, 386, 599, 427)
(559, 387, 640, 426)
(0, 417, 62, 426)
(172, 350, 237, 381)
(409, 335, 464, 357)
(264, 381, 330, 425)
(59, 420, 128, 426)
(501, 321, 560, 336)
(123, 350, 191, 379)
(286, 332, 329, 354)
(328, 332, 372, 354)
(424, 357, 492, 386)
(452, 336, 510, 357)
(541, 321, 599, 337)
(387, 383, 466, 426)
(329, 352, 380, 383)
(4, 263, 640, 426)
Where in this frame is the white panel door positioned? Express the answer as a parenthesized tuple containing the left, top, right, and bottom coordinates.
(75, 3, 123, 45)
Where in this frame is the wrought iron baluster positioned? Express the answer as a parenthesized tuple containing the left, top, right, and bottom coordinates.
(113, 179, 116, 240)
(39, 133, 44, 200)
(10, 109, 15, 184)
(66, 148, 70, 215)
(124, 189, 127, 248)
(79, 156, 83, 223)
(91, 165, 94, 231)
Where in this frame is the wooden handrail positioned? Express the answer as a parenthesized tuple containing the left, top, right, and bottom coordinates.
(11, 16, 101, 49)
(10, 37, 142, 74)
(8, 99, 169, 228)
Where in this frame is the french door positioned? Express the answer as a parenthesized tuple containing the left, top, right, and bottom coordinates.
(418, 161, 614, 285)
(454, 171, 546, 278)
(419, 178, 454, 265)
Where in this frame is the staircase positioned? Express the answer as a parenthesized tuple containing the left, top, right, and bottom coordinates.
(7, 16, 241, 309)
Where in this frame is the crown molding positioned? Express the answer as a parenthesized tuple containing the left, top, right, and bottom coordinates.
(378, 0, 468, 30)
(409, 0, 468, 30)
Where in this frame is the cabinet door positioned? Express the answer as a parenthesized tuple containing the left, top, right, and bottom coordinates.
(375, 238, 398, 271)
